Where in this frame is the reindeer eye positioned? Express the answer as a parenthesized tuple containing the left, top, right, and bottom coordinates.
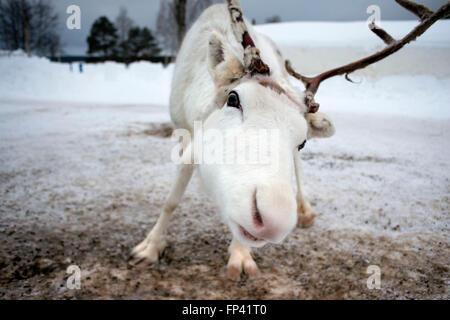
(227, 91, 240, 109)
(298, 140, 307, 151)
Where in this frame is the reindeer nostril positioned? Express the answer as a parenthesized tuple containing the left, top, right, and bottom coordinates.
(253, 190, 264, 228)
(254, 208, 263, 227)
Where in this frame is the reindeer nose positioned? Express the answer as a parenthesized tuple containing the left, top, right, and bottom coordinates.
(249, 186, 297, 243)
(250, 193, 284, 242)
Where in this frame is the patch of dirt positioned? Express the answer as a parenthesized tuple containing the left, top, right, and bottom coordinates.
(124, 122, 174, 138)
(0, 219, 448, 299)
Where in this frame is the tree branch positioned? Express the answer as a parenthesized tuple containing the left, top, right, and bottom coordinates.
(369, 22, 395, 45)
(395, 0, 434, 21)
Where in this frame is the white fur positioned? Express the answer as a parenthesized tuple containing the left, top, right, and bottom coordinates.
(130, 4, 335, 280)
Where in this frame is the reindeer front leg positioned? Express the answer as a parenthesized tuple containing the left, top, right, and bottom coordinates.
(129, 163, 194, 266)
(227, 238, 259, 281)
(294, 152, 315, 228)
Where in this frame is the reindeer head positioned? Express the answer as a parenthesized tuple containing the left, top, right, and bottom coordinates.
(188, 2, 334, 248)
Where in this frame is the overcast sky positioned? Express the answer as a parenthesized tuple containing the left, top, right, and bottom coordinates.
(51, 0, 448, 55)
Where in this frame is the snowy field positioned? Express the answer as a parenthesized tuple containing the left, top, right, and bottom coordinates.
(0, 21, 449, 299)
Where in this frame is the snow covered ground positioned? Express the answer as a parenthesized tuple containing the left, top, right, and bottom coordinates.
(0, 21, 448, 299)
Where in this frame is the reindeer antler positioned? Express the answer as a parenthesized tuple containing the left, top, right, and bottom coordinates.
(286, 0, 450, 113)
(227, 0, 270, 76)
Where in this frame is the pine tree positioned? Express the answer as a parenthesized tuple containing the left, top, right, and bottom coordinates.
(87, 16, 118, 58)
(127, 27, 160, 60)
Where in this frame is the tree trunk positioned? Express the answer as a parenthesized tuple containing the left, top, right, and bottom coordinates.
(23, 18, 30, 56)
(174, 0, 187, 51)
(21, 0, 31, 57)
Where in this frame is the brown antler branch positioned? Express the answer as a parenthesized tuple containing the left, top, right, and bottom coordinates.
(369, 22, 395, 45)
(227, 0, 270, 76)
(395, 0, 434, 21)
(286, 1, 450, 113)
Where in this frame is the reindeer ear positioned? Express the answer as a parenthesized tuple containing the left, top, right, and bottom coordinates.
(208, 32, 225, 68)
(208, 32, 244, 88)
(305, 112, 335, 139)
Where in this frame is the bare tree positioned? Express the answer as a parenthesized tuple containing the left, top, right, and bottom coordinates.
(186, 0, 218, 27)
(0, 0, 16, 51)
(32, 0, 59, 56)
(156, 0, 221, 56)
(0, 0, 31, 54)
(115, 7, 134, 43)
(156, 0, 178, 56)
(173, 0, 187, 49)
(0, 0, 60, 57)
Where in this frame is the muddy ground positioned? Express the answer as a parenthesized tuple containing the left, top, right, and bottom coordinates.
(0, 100, 448, 299)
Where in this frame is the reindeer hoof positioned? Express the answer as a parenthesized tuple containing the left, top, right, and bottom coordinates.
(227, 256, 260, 281)
(128, 239, 167, 267)
(227, 265, 242, 281)
(298, 212, 315, 228)
(297, 201, 315, 228)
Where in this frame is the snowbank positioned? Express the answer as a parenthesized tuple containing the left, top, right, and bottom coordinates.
(0, 50, 173, 105)
(256, 20, 450, 49)
(256, 20, 450, 77)
(0, 21, 449, 118)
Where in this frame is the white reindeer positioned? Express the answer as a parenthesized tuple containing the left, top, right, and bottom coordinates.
(129, 0, 449, 280)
